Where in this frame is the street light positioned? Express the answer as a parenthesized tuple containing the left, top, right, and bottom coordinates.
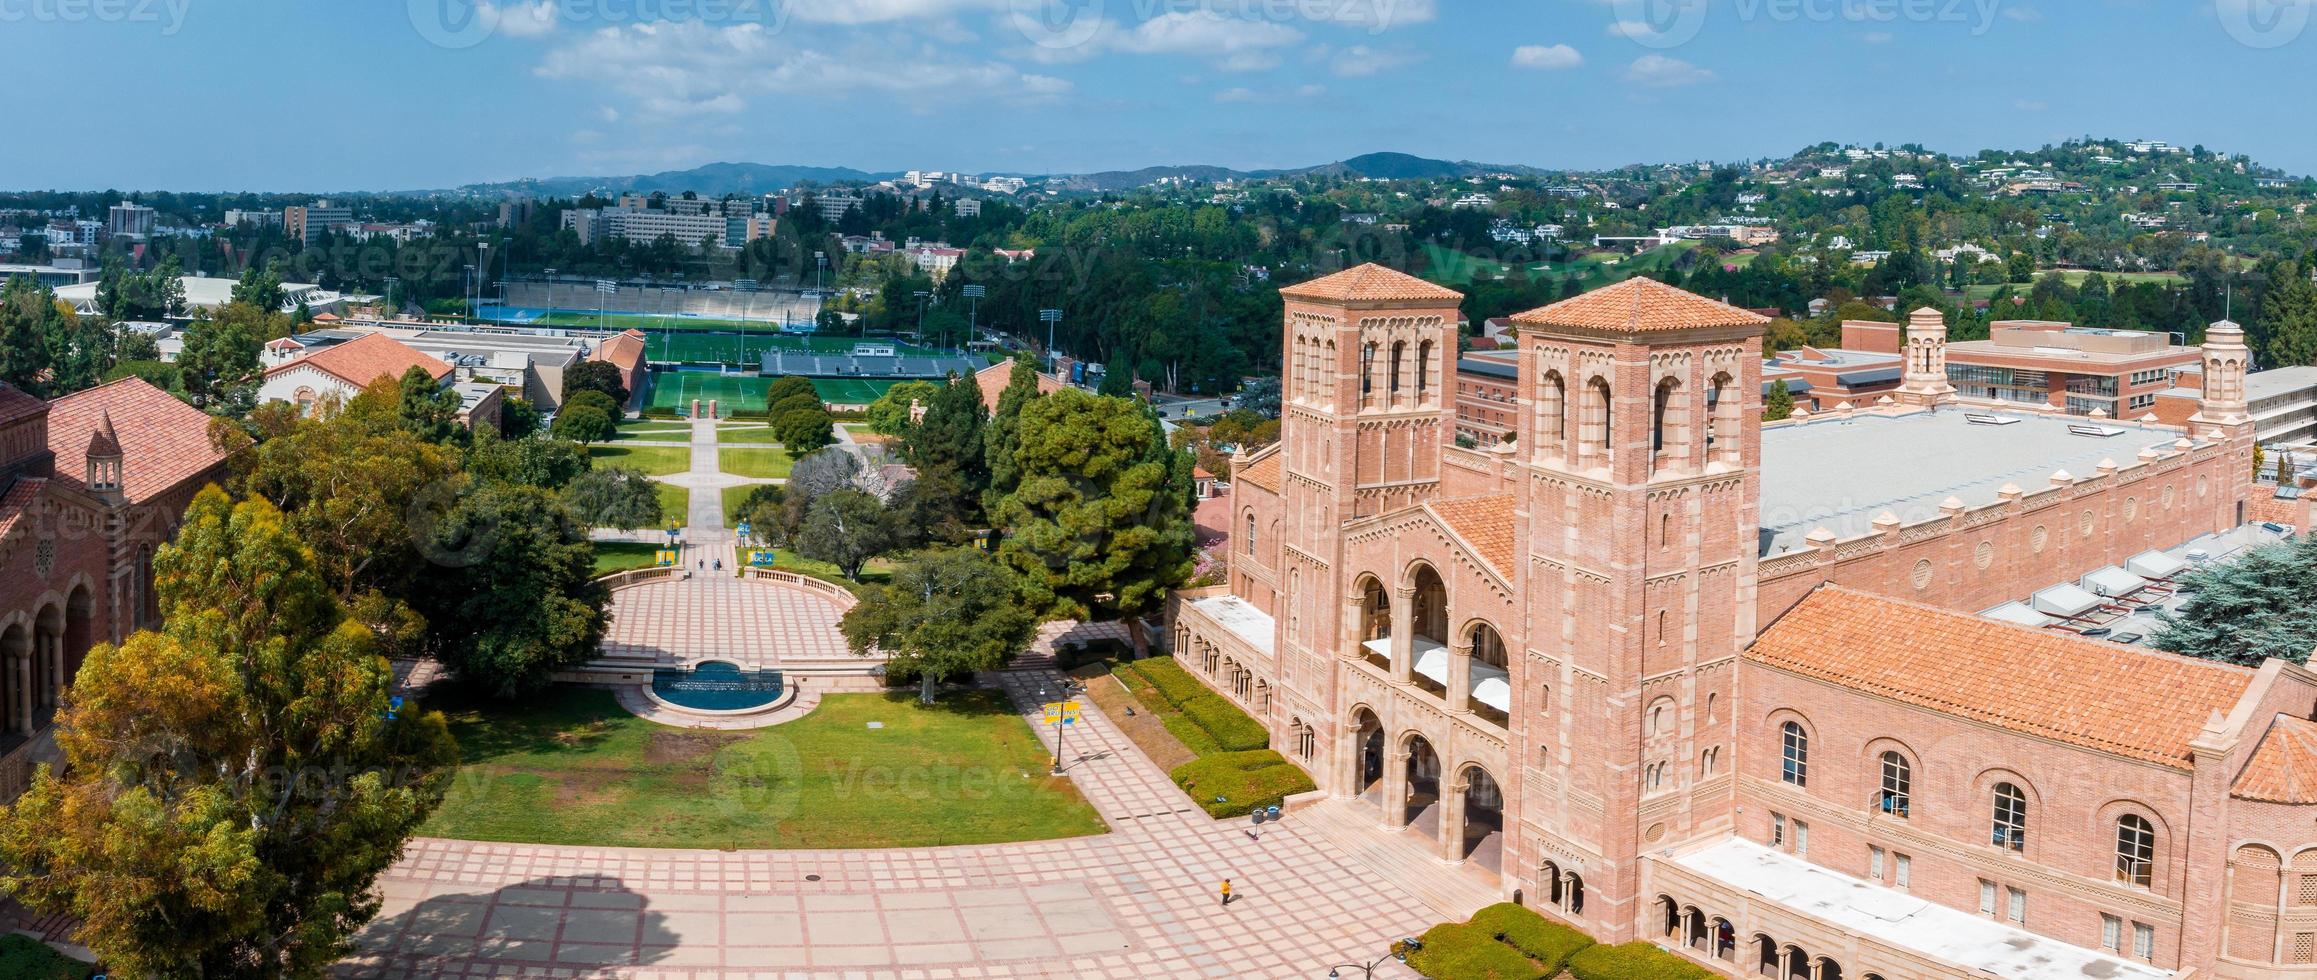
(1039, 308, 1063, 373)
(1324, 938, 1422, 978)
(914, 290, 932, 345)
(1041, 678, 1085, 775)
(961, 284, 985, 352)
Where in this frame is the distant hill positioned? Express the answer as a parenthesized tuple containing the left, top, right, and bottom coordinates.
(426, 152, 1546, 199)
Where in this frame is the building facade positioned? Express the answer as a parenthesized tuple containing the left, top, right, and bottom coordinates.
(1946, 321, 2201, 418)
(1173, 266, 2299, 978)
(0, 378, 240, 799)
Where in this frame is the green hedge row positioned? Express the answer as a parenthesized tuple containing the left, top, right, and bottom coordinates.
(1567, 942, 1714, 980)
(1177, 694, 1269, 752)
(1471, 903, 1593, 973)
(1169, 750, 1316, 818)
(1118, 659, 1269, 752)
(1405, 923, 1537, 980)
(1121, 658, 1211, 705)
(1405, 903, 1608, 980)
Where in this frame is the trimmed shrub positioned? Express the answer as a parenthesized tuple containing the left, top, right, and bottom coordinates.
(1170, 750, 1315, 818)
(1158, 713, 1223, 755)
(1567, 941, 1714, 980)
(1405, 923, 1542, 980)
(1178, 694, 1269, 751)
(1469, 903, 1593, 974)
(1123, 658, 1211, 706)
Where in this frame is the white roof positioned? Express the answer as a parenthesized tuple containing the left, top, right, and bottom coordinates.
(1189, 595, 1274, 656)
(1981, 601, 2051, 628)
(2127, 550, 2190, 580)
(2082, 566, 2149, 598)
(2031, 582, 2105, 617)
(1673, 839, 2170, 980)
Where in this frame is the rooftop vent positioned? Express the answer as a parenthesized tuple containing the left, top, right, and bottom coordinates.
(1964, 413, 2020, 426)
(2067, 424, 2126, 438)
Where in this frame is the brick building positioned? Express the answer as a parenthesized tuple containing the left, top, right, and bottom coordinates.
(1171, 266, 2301, 978)
(0, 377, 240, 798)
(1945, 321, 2201, 419)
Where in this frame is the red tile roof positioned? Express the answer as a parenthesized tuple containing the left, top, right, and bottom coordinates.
(270, 333, 451, 389)
(1748, 586, 2250, 769)
(0, 477, 42, 545)
(1234, 449, 1281, 494)
(974, 360, 1063, 414)
(1511, 277, 1770, 335)
(591, 329, 647, 373)
(0, 383, 45, 428)
(1429, 494, 1519, 578)
(47, 377, 243, 504)
(2234, 715, 2317, 804)
(1279, 263, 1465, 305)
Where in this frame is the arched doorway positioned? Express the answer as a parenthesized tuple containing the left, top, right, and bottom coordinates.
(1466, 623, 1509, 726)
(64, 585, 93, 683)
(0, 623, 27, 737)
(1348, 708, 1385, 804)
(1402, 734, 1441, 831)
(33, 604, 62, 718)
(1457, 764, 1504, 871)
(1542, 861, 1584, 918)
(1408, 566, 1448, 698)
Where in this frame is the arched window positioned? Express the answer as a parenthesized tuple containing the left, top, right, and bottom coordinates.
(1536, 369, 1567, 460)
(1780, 722, 1808, 787)
(1708, 372, 1739, 463)
(1700, 746, 1718, 777)
(1244, 511, 1257, 555)
(1652, 376, 1685, 468)
(1581, 376, 1613, 463)
(1992, 783, 2028, 852)
(1360, 342, 1376, 403)
(2115, 815, 2156, 887)
(1878, 752, 1911, 818)
(1388, 340, 1406, 396)
(1416, 340, 1433, 398)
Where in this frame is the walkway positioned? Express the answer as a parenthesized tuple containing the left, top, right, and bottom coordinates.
(345, 623, 1478, 978)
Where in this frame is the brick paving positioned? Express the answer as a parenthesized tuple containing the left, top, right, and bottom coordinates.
(603, 579, 851, 668)
(345, 623, 1468, 978)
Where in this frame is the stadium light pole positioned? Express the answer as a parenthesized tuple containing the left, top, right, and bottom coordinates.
(1039, 309, 1063, 373)
(914, 290, 931, 346)
(477, 243, 491, 321)
(962, 284, 985, 353)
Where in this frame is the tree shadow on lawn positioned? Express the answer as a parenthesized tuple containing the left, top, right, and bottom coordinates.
(346, 876, 680, 977)
(904, 687, 1017, 719)
(427, 685, 625, 762)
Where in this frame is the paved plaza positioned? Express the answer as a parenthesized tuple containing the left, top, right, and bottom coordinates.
(345, 623, 1484, 978)
(602, 578, 852, 668)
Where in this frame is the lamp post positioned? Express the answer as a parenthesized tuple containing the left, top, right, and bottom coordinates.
(477, 242, 491, 319)
(914, 289, 931, 345)
(1041, 678, 1085, 776)
(961, 284, 985, 352)
(1039, 308, 1063, 373)
(1323, 938, 1423, 979)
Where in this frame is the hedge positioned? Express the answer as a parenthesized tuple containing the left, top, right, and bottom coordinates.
(1121, 658, 1212, 706)
(0, 935, 89, 980)
(1170, 750, 1315, 818)
(1567, 941, 1714, 980)
(1406, 922, 1545, 980)
(1159, 713, 1223, 755)
(1470, 903, 1593, 974)
(1178, 694, 1270, 751)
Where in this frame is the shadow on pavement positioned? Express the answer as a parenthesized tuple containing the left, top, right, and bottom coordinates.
(342, 875, 680, 977)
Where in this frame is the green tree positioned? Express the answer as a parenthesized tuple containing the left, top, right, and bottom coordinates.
(177, 304, 265, 415)
(2259, 261, 2317, 367)
(0, 277, 61, 396)
(1097, 363, 1135, 397)
(0, 489, 457, 978)
(561, 359, 630, 407)
(232, 262, 287, 313)
(2154, 535, 2317, 665)
(396, 364, 463, 445)
(563, 389, 622, 420)
(992, 390, 1196, 654)
(774, 405, 836, 457)
(1764, 379, 1795, 422)
(552, 404, 616, 445)
(563, 464, 665, 529)
(795, 488, 900, 581)
(411, 482, 610, 697)
(840, 548, 1039, 704)
(465, 429, 589, 490)
(982, 359, 1044, 512)
(500, 396, 544, 438)
(908, 375, 991, 500)
(2006, 252, 2036, 283)
(765, 375, 819, 406)
(865, 379, 941, 436)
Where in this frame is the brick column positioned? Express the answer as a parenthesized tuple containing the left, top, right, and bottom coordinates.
(1438, 773, 1468, 861)
(11, 652, 28, 736)
(1380, 742, 1410, 830)
(1447, 639, 1472, 715)
(1389, 587, 1415, 685)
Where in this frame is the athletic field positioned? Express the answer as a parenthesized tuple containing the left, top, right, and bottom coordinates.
(644, 371, 905, 414)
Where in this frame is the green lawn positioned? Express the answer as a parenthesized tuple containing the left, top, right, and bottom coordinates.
(589, 444, 692, 476)
(592, 541, 665, 576)
(655, 481, 690, 526)
(720, 448, 796, 480)
(733, 546, 894, 591)
(613, 422, 693, 442)
(724, 484, 765, 524)
(422, 687, 1105, 849)
(715, 424, 786, 445)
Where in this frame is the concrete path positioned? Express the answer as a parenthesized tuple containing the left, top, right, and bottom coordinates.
(344, 622, 1471, 978)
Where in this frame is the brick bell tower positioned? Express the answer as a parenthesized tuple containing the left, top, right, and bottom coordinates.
(1503, 278, 1767, 941)
(1272, 264, 1464, 773)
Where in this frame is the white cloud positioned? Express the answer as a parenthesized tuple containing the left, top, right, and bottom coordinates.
(1622, 53, 1714, 87)
(489, 0, 559, 37)
(535, 21, 1069, 117)
(778, 0, 1007, 26)
(1215, 87, 1260, 102)
(1511, 43, 1583, 69)
(1326, 43, 1421, 76)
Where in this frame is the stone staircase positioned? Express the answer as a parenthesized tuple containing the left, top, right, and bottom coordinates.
(1297, 796, 1504, 920)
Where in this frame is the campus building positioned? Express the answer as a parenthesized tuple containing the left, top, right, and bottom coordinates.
(1942, 321, 2201, 418)
(0, 378, 241, 798)
(1170, 266, 2309, 978)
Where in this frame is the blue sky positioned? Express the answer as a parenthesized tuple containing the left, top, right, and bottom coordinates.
(9, 0, 2317, 190)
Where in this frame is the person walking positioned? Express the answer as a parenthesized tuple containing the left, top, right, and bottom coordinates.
(1219, 878, 1232, 908)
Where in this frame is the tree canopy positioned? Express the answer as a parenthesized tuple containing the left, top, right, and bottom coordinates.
(841, 548, 1039, 704)
(2154, 535, 2317, 666)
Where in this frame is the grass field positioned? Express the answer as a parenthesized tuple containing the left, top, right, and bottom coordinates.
(723, 484, 766, 524)
(720, 448, 796, 479)
(422, 688, 1105, 849)
(732, 546, 895, 591)
(589, 445, 691, 476)
(648, 372, 776, 414)
(812, 378, 904, 405)
(612, 422, 692, 442)
(656, 481, 689, 525)
(592, 542, 664, 576)
(714, 423, 785, 445)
